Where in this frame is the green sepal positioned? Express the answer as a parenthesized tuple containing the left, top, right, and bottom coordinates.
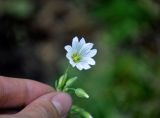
(57, 73, 68, 91)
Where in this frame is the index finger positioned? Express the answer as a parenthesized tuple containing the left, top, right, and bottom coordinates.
(0, 76, 54, 108)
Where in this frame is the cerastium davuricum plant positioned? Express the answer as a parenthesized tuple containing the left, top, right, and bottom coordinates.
(55, 36, 97, 118)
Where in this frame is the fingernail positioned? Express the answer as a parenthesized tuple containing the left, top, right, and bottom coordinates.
(52, 93, 72, 117)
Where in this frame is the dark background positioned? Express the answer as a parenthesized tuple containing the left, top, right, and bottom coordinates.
(0, 0, 160, 118)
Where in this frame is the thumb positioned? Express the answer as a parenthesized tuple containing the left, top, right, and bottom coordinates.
(17, 92, 72, 118)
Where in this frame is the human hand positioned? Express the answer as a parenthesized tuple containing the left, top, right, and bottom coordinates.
(0, 76, 72, 118)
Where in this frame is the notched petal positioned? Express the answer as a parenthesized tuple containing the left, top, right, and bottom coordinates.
(79, 43, 93, 55)
(80, 37, 86, 45)
(66, 53, 71, 60)
(85, 43, 94, 50)
(76, 63, 83, 70)
(88, 58, 96, 65)
(69, 60, 76, 67)
(72, 36, 79, 49)
(84, 64, 91, 70)
(64, 45, 72, 52)
(83, 57, 96, 65)
(88, 49, 97, 57)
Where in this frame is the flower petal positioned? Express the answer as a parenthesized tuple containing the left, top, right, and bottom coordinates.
(82, 63, 91, 70)
(87, 49, 97, 57)
(80, 37, 86, 45)
(84, 43, 94, 51)
(66, 52, 71, 59)
(72, 36, 79, 50)
(69, 60, 76, 67)
(77, 37, 86, 51)
(88, 58, 96, 65)
(80, 43, 94, 55)
(83, 57, 96, 65)
(76, 63, 83, 70)
(64, 45, 72, 52)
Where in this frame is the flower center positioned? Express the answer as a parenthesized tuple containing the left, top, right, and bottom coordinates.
(72, 53, 81, 63)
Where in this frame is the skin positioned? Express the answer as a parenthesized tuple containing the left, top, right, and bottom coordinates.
(0, 76, 72, 118)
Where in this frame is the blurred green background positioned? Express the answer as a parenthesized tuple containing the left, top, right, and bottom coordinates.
(0, 0, 160, 117)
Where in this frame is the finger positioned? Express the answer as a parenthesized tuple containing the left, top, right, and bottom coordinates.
(17, 92, 72, 118)
(0, 76, 54, 108)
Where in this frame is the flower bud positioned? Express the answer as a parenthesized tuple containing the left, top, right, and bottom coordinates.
(75, 88, 89, 99)
(82, 111, 93, 118)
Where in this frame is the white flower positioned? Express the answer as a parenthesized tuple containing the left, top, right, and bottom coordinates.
(64, 36, 97, 70)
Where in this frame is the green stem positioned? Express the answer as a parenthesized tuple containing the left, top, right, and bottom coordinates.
(65, 64, 70, 75)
